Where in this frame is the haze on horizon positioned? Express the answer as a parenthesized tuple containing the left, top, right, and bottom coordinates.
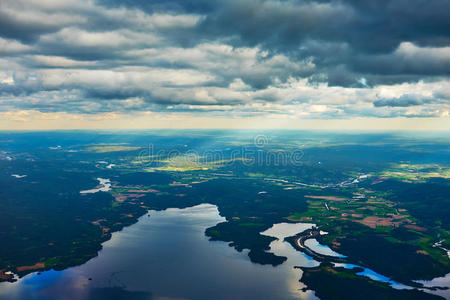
(0, 0, 449, 130)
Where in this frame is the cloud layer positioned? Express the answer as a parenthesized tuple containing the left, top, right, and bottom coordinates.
(0, 0, 449, 119)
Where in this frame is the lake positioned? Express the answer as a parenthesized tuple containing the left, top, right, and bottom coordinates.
(0, 204, 318, 300)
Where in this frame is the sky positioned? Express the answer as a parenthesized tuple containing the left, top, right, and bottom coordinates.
(0, 0, 449, 130)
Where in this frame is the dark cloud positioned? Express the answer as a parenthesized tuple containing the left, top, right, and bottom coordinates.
(0, 10, 58, 42)
(0, 0, 448, 117)
(98, 0, 218, 14)
(193, 0, 450, 85)
(196, 0, 450, 51)
(373, 95, 434, 107)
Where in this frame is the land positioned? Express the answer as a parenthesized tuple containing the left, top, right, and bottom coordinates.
(285, 178, 449, 283)
(299, 263, 443, 300)
(0, 130, 448, 299)
(84, 145, 142, 153)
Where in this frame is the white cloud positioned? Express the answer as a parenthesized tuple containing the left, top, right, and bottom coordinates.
(0, 0, 448, 123)
(0, 37, 33, 54)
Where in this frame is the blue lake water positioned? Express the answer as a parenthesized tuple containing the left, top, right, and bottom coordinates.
(333, 263, 412, 290)
(303, 239, 346, 258)
(1, 204, 446, 299)
(0, 204, 317, 300)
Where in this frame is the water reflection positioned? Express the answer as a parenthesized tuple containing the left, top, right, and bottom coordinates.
(80, 178, 111, 194)
(0, 205, 317, 300)
(333, 263, 412, 290)
(261, 222, 319, 300)
(303, 239, 346, 258)
(415, 272, 450, 299)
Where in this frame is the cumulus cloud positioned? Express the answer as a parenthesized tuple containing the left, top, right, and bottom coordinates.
(0, 0, 449, 119)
